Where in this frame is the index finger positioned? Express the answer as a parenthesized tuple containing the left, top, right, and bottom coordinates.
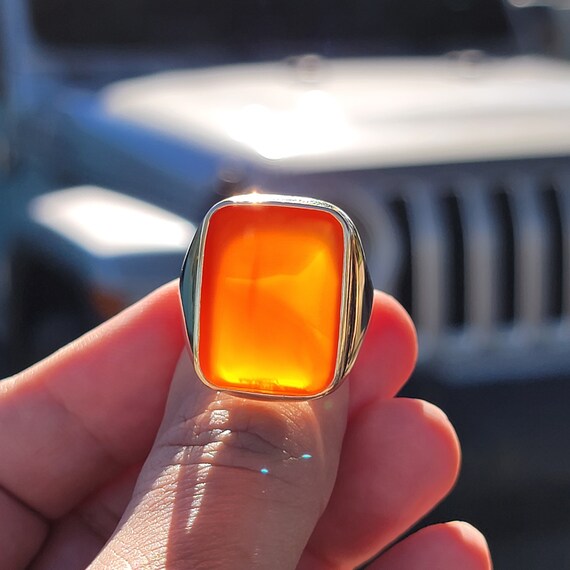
(348, 291, 418, 417)
(0, 280, 184, 518)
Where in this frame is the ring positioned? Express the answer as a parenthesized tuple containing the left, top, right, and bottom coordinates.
(179, 192, 373, 399)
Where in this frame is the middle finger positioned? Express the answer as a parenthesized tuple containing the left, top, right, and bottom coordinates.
(299, 397, 461, 569)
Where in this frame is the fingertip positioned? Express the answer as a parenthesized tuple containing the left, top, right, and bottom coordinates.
(448, 522, 493, 569)
(370, 291, 418, 381)
(149, 278, 180, 306)
(349, 291, 418, 413)
(415, 399, 462, 493)
(412, 522, 493, 570)
(126, 279, 182, 329)
(389, 399, 461, 502)
(372, 521, 492, 570)
(100, 278, 184, 358)
(373, 291, 418, 370)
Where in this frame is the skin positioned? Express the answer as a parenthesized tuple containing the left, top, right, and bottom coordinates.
(0, 281, 492, 569)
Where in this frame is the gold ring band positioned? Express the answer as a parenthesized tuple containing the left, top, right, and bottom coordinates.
(179, 192, 373, 399)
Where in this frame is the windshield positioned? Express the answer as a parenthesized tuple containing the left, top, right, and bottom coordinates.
(30, 0, 513, 62)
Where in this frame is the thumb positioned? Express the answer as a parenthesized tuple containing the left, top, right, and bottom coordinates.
(90, 351, 348, 570)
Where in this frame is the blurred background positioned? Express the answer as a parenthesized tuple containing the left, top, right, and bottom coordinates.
(1, 0, 570, 567)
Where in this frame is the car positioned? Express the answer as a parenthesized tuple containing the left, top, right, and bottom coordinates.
(1, 0, 569, 566)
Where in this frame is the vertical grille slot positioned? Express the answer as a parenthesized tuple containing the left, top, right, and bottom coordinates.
(490, 189, 516, 324)
(389, 197, 413, 317)
(556, 176, 570, 318)
(441, 193, 465, 327)
(542, 185, 564, 320)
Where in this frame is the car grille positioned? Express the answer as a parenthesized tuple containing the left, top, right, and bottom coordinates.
(388, 178, 566, 332)
(375, 163, 570, 379)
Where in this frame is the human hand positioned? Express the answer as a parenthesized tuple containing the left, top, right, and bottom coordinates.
(0, 281, 491, 569)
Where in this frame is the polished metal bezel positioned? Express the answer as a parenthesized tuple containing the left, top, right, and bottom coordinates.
(179, 193, 373, 400)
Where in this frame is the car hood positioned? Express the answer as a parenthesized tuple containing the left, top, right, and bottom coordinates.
(102, 56, 570, 172)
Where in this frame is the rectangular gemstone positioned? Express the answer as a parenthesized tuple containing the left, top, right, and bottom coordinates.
(197, 202, 345, 396)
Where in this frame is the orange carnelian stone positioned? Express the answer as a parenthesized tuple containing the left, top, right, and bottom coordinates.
(198, 203, 345, 396)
